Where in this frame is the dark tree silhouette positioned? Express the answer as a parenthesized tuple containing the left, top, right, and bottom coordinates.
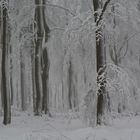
(34, 0, 50, 115)
(1, 1, 11, 125)
(93, 0, 111, 125)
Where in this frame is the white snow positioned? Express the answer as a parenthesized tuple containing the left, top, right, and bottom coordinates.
(0, 114, 140, 140)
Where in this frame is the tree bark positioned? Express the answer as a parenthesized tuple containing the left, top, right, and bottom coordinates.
(20, 50, 26, 111)
(1, 4, 11, 125)
(34, 0, 50, 115)
(93, 0, 107, 125)
(42, 48, 49, 114)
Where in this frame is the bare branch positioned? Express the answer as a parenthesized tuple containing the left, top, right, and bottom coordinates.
(50, 27, 65, 31)
(109, 45, 117, 64)
(96, 0, 111, 26)
(36, 3, 76, 17)
(118, 31, 140, 55)
(117, 31, 140, 62)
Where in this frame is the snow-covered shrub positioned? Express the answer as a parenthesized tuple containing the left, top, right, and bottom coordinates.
(105, 64, 140, 116)
(97, 63, 140, 118)
(82, 63, 140, 126)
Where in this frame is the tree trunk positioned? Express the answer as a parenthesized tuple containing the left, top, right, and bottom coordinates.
(1, 4, 11, 125)
(9, 45, 13, 106)
(68, 60, 78, 110)
(93, 0, 107, 125)
(68, 60, 72, 109)
(34, 0, 50, 115)
(20, 50, 26, 111)
(42, 48, 49, 114)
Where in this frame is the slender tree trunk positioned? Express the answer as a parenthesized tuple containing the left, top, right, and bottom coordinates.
(1, 4, 11, 125)
(67, 59, 78, 111)
(20, 50, 26, 111)
(9, 46, 13, 106)
(32, 49, 36, 113)
(68, 60, 72, 109)
(41, 1, 50, 114)
(42, 48, 49, 114)
(93, 0, 107, 125)
(34, 0, 50, 115)
(34, 36, 43, 115)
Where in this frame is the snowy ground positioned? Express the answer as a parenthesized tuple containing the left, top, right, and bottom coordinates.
(0, 114, 140, 140)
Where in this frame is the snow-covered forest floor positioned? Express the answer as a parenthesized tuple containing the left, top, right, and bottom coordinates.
(1, 114, 140, 140)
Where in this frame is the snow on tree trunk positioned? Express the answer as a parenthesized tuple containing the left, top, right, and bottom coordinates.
(93, 0, 111, 125)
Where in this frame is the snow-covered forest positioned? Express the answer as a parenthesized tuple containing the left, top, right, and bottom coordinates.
(1, 0, 140, 139)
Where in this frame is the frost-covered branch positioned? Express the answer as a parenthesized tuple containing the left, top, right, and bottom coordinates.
(118, 31, 140, 60)
(96, 0, 111, 26)
(45, 3, 76, 17)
